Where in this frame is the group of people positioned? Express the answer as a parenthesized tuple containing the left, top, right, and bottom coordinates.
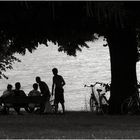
(0, 68, 66, 115)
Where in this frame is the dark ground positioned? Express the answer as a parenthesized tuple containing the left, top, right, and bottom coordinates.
(0, 110, 140, 139)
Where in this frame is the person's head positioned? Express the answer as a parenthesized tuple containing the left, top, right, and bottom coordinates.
(7, 84, 12, 91)
(15, 82, 21, 90)
(33, 83, 38, 90)
(52, 68, 58, 75)
(36, 76, 41, 83)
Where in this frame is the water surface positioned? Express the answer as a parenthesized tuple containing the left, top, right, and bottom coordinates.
(0, 37, 112, 110)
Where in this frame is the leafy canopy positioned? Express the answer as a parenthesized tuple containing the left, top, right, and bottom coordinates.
(0, 1, 140, 78)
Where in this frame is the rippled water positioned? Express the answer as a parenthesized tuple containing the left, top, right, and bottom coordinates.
(2, 36, 137, 111)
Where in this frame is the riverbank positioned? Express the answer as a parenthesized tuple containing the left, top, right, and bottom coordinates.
(0, 111, 140, 139)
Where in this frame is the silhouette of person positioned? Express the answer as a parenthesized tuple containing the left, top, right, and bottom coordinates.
(28, 83, 41, 96)
(28, 83, 41, 112)
(2, 84, 13, 98)
(13, 82, 27, 115)
(52, 68, 66, 114)
(0, 84, 13, 114)
(36, 76, 50, 113)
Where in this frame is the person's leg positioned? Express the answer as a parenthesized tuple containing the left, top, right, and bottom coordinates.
(55, 103, 58, 113)
(60, 93, 65, 114)
(54, 93, 59, 114)
(40, 103, 45, 113)
(61, 103, 65, 114)
(44, 100, 50, 113)
(2, 106, 8, 115)
(5, 106, 9, 114)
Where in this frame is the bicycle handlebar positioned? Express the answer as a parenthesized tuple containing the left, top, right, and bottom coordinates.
(84, 82, 108, 88)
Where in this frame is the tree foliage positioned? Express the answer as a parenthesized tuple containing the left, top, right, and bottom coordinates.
(0, 31, 21, 79)
(0, 1, 140, 78)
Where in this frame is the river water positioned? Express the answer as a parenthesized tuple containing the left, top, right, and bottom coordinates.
(0, 37, 140, 111)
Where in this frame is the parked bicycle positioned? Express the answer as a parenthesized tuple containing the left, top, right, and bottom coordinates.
(121, 83, 140, 115)
(84, 82, 110, 114)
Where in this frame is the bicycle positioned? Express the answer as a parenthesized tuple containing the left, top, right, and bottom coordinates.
(121, 84, 140, 115)
(84, 82, 110, 114)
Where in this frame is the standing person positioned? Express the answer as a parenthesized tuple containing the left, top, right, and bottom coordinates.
(36, 76, 50, 113)
(13, 82, 27, 115)
(52, 68, 66, 114)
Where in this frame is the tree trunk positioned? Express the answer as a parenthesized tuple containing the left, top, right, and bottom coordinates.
(107, 29, 138, 114)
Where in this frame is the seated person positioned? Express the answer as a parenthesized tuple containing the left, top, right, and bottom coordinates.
(28, 83, 41, 96)
(1, 84, 13, 98)
(13, 82, 26, 97)
(13, 82, 27, 115)
(0, 84, 13, 114)
(28, 83, 41, 112)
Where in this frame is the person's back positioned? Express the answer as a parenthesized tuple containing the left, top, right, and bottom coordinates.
(13, 90, 26, 97)
(13, 82, 26, 97)
(12, 82, 26, 115)
(36, 77, 50, 98)
(52, 68, 65, 92)
(53, 75, 65, 89)
(36, 76, 50, 114)
(40, 81, 50, 97)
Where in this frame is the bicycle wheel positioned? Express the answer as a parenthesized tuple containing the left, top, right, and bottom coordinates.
(130, 100, 140, 114)
(89, 98, 98, 112)
(121, 98, 131, 115)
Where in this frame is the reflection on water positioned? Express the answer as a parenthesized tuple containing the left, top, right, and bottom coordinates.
(0, 37, 111, 110)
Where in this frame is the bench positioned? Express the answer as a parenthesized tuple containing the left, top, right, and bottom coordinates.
(0, 96, 47, 113)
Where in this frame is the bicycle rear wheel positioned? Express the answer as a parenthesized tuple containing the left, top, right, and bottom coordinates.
(90, 98, 98, 112)
(121, 98, 131, 115)
(130, 100, 140, 114)
(121, 97, 140, 115)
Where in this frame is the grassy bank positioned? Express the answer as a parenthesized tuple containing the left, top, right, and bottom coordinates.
(0, 111, 140, 139)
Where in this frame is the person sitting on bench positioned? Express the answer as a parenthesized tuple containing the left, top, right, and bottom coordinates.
(28, 83, 41, 96)
(13, 82, 27, 115)
(28, 83, 41, 112)
(2, 84, 13, 98)
(0, 84, 14, 114)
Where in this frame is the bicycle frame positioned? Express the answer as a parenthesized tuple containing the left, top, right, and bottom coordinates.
(121, 84, 140, 115)
(85, 82, 110, 113)
(85, 83, 98, 102)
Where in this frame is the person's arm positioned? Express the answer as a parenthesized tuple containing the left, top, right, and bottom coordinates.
(52, 77, 55, 96)
(46, 84, 50, 96)
(1, 91, 6, 98)
(28, 91, 32, 96)
(22, 90, 27, 96)
(61, 76, 66, 87)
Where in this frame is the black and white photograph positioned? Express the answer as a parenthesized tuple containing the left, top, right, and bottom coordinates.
(0, 1, 140, 139)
